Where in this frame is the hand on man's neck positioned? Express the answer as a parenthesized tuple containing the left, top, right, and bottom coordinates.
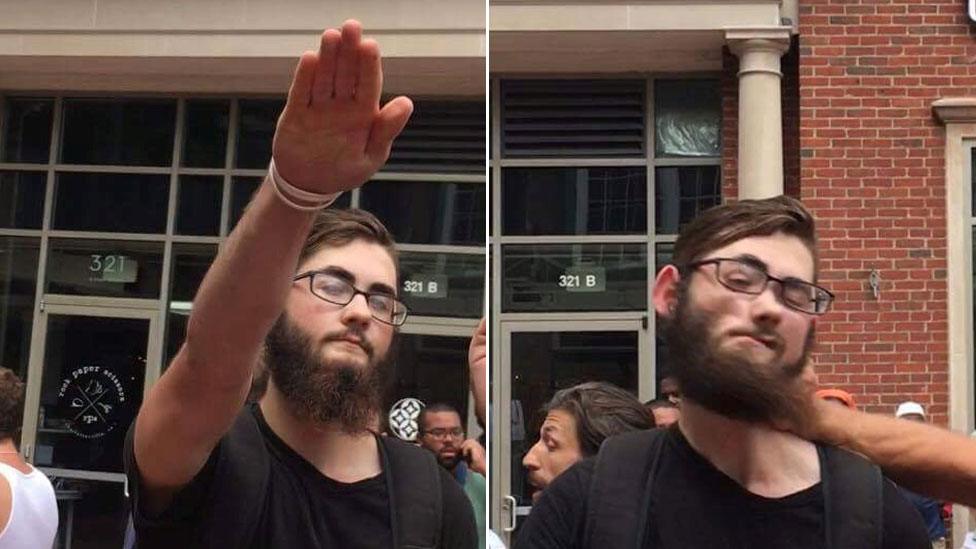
(259, 382, 381, 483)
(678, 399, 821, 498)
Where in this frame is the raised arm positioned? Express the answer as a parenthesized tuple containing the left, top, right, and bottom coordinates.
(132, 20, 412, 512)
(469, 318, 487, 428)
(810, 398, 976, 507)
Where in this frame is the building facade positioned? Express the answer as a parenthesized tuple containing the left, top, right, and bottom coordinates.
(0, 1, 485, 546)
(490, 0, 975, 545)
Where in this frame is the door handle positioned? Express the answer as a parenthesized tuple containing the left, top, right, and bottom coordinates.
(503, 495, 517, 532)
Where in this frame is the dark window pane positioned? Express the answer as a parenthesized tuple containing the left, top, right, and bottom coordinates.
(230, 176, 262, 230)
(235, 100, 283, 169)
(54, 172, 169, 233)
(51, 480, 127, 548)
(0, 171, 45, 229)
(360, 181, 484, 245)
(385, 334, 470, 441)
(60, 99, 176, 166)
(655, 242, 674, 274)
(399, 252, 484, 318)
(176, 175, 222, 236)
(2, 98, 53, 163)
(170, 243, 217, 302)
(46, 239, 164, 298)
(503, 167, 646, 235)
(182, 100, 229, 167)
(655, 80, 720, 158)
(33, 315, 146, 473)
(655, 165, 721, 235)
(0, 237, 40, 381)
(165, 244, 217, 366)
(230, 176, 351, 230)
(502, 243, 646, 312)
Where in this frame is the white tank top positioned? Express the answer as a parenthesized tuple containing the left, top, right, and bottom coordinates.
(0, 462, 58, 549)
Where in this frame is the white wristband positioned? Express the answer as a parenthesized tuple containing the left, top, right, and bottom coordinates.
(268, 159, 342, 211)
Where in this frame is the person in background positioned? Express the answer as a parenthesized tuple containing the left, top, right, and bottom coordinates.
(418, 403, 486, 549)
(894, 402, 948, 549)
(522, 381, 652, 502)
(644, 397, 680, 428)
(0, 367, 58, 548)
(815, 388, 856, 410)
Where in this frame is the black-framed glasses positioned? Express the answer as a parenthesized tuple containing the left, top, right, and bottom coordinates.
(293, 270, 409, 326)
(423, 427, 464, 440)
(686, 257, 834, 315)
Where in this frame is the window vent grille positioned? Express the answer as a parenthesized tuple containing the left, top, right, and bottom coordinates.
(385, 100, 485, 174)
(501, 79, 645, 158)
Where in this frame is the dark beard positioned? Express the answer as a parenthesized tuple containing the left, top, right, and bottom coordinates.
(663, 284, 816, 430)
(264, 314, 389, 434)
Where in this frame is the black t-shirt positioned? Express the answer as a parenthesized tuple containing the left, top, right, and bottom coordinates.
(124, 406, 477, 548)
(516, 428, 930, 549)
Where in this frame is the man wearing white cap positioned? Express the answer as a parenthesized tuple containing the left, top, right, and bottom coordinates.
(895, 401, 947, 549)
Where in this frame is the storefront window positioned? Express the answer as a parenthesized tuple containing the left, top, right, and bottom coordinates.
(1, 98, 53, 163)
(399, 252, 484, 318)
(54, 172, 169, 233)
(0, 171, 45, 229)
(182, 100, 230, 168)
(60, 99, 176, 166)
(502, 243, 646, 312)
(361, 180, 485, 246)
(176, 175, 223, 236)
(655, 165, 721, 234)
(165, 244, 217, 367)
(46, 239, 164, 299)
(503, 167, 646, 235)
(387, 334, 471, 432)
(0, 237, 40, 381)
(235, 100, 283, 169)
(654, 79, 720, 158)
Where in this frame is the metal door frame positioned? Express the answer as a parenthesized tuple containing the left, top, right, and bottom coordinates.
(21, 295, 161, 485)
(494, 317, 651, 546)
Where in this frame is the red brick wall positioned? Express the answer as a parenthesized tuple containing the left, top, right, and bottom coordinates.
(722, 46, 740, 198)
(798, 0, 976, 424)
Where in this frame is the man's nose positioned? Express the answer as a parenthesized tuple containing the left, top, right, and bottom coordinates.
(341, 292, 372, 325)
(523, 441, 542, 470)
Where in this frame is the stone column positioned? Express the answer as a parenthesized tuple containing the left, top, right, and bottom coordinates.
(726, 28, 791, 199)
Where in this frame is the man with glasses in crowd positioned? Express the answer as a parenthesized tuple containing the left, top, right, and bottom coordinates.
(418, 403, 487, 549)
(124, 19, 475, 548)
(516, 196, 928, 549)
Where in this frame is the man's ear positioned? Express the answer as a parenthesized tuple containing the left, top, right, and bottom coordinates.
(653, 265, 682, 318)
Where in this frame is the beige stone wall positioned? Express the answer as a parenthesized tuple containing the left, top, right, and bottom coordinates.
(0, 0, 485, 96)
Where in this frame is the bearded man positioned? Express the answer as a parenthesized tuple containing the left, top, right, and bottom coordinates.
(515, 196, 928, 549)
(124, 20, 476, 548)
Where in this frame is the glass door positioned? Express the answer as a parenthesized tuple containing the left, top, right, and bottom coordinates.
(22, 301, 159, 549)
(496, 318, 650, 546)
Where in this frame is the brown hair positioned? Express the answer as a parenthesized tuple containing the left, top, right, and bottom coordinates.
(298, 208, 399, 277)
(545, 381, 653, 456)
(672, 196, 818, 278)
(0, 368, 25, 440)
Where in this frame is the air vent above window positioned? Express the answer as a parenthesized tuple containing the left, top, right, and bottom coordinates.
(385, 101, 485, 174)
(501, 79, 645, 158)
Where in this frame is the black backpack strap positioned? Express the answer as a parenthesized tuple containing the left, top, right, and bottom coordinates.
(380, 436, 443, 548)
(819, 445, 883, 549)
(583, 429, 668, 549)
(201, 407, 270, 548)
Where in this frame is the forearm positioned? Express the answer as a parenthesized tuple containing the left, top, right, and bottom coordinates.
(183, 179, 313, 388)
(817, 403, 976, 506)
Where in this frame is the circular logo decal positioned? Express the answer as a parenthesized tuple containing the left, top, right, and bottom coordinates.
(57, 366, 126, 439)
(388, 397, 425, 441)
